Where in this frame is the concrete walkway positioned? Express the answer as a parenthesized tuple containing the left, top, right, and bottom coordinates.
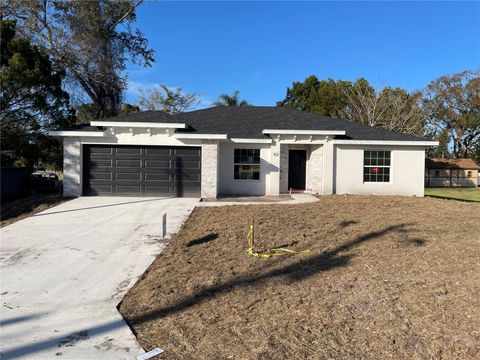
(197, 193, 319, 207)
(0, 197, 198, 360)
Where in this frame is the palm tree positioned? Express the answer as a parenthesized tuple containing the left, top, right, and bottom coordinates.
(213, 90, 250, 106)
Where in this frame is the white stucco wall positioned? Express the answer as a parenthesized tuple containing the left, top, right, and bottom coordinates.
(218, 142, 271, 196)
(60, 126, 429, 198)
(334, 145, 426, 196)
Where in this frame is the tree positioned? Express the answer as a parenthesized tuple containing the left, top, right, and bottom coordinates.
(278, 75, 424, 136)
(136, 84, 199, 114)
(213, 90, 249, 106)
(0, 19, 70, 126)
(277, 75, 351, 118)
(422, 70, 480, 158)
(342, 81, 425, 136)
(0, 19, 72, 168)
(3, 0, 154, 118)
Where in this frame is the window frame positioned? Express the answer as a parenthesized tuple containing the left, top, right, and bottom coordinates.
(233, 148, 261, 181)
(363, 150, 391, 183)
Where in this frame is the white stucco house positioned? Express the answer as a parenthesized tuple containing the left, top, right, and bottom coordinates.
(50, 106, 438, 198)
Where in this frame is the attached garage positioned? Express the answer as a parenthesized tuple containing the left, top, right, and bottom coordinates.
(83, 145, 201, 197)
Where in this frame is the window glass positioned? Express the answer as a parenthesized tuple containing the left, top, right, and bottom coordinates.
(363, 150, 391, 182)
(234, 149, 260, 180)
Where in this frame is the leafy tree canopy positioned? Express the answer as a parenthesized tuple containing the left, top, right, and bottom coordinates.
(3, 0, 154, 118)
(422, 70, 480, 158)
(0, 19, 71, 127)
(278, 75, 424, 136)
(0, 19, 72, 168)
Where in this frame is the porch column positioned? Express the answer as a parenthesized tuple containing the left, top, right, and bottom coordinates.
(267, 138, 281, 195)
(63, 137, 82, 197)
(322, 138, 335, 195)
(201, 140, 219, 198)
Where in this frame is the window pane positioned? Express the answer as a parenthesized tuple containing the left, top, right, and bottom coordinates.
(363, 150, 391, 182)
(234, 148, 260, 165)
(234, 165, 260, 180)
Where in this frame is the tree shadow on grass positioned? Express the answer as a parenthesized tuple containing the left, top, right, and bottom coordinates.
(127, 223, 412, 326)
(186, 233, 219, 247)
(1, 223, 415, 359)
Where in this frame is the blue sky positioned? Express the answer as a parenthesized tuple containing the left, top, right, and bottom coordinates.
(125, 1, 480, 108)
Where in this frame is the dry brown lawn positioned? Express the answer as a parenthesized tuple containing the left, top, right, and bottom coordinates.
(0, 194, 67, 228)
(119, 196, 480, 359)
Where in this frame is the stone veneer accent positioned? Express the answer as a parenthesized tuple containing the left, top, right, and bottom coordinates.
(201, 141, 219, 198)
(279, 144, 289, 193)
(63, 137, 82, 197)
(309, 145, 323, 194)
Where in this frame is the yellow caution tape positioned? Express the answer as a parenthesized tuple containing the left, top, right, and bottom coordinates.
(246, 223, 310, 258)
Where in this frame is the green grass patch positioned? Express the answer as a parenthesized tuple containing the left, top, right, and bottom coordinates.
(425, 187, 480, 202)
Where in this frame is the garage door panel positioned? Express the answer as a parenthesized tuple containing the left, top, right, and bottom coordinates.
(116, 159, 142, 168)
(90, 147, 113, 154)
(144, 148, 171, 155)
(145, 160, 171, 168)
(144, 173, 172, 181)
(116, 147, 141, 155)
(175, 173, 201, 181)
(89, 159, 112, 167)
(83, 145, 201, 197)
(116, 172, 142, 181)
(116, 185, 142, 194)
(176, 160, 200, 169)
(90, 172, 112, 180)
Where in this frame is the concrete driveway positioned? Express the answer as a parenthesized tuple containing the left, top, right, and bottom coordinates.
(0, 196, 198, 359)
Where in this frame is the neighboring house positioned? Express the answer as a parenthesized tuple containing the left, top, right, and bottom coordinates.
(425, 158, 480, 188)
(49, 106, 438, 198)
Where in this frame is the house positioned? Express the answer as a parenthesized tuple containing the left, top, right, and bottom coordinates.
(49, 106, 438, 198)
(425, 158, 479, 188)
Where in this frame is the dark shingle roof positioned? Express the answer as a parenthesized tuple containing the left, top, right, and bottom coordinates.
(72, 106, 432, 142)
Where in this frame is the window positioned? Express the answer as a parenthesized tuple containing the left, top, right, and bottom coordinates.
(467, 171, 472, 178)
(435, 170, 440, 177)
(363, 150, 390, 182)
(234, 149, 260, 180)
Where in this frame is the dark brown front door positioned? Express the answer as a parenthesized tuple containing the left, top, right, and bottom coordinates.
(288, 150, 307, 190)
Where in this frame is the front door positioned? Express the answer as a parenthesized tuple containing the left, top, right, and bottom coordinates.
(288, 150, 307, 190)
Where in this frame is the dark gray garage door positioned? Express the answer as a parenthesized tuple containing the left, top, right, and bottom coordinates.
(83, 145, 201, 197)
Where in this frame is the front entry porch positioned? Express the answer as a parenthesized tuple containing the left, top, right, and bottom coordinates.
(279, 143, 324, 195)
(288, 149, 307, 190)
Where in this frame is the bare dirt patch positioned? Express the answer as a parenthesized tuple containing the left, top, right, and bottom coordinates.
(119, 196, 480, 359)
(1, 194, 68, 228)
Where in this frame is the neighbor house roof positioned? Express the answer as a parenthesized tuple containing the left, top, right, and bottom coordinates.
(426, 158, 480, 170)
(87, 106, 432, 141)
